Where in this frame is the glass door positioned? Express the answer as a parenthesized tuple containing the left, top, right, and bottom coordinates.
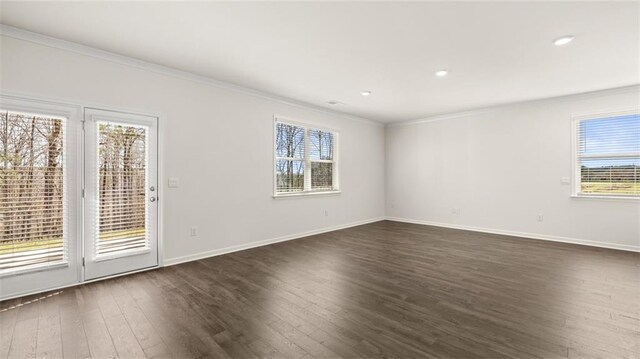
(0, 98, 81, 299)
(83, 109, 158, 280)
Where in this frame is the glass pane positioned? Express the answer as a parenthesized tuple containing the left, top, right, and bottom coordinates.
(578, 114, 640, 155)
(311, 162, 333, 191)
(581, 157, 639, 196)
(97, 122, 149, 256)
(0, 110, 65, 272)
(309, 129, 333, 160)
(276, 123, 304, 158)
(276, 159, 304, 193)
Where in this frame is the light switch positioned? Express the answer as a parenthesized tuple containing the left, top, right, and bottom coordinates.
(168, 177, 180, 188)
(560, 177, 570, 185)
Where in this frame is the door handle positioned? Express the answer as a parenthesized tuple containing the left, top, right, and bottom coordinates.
(150, 197, 156, 202)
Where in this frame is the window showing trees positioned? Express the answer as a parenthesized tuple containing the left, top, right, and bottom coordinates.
(96, 122, 149, 256)
(576, 113, 639, 197)
(275, 123, 305, 193)
(275, 120, 338, 195)
(309, 129, 334, 191)
(0, 110, 66, 272)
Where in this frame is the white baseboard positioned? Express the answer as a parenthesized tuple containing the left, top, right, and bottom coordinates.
(385, 217, 640, 252)
(163, 217, 386, 266)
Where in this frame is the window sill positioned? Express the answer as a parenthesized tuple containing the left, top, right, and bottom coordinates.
(273, 190, 341, 199)
(571, 194, 639, 202)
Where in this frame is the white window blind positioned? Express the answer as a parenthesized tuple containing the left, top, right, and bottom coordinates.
(0, 110, 67, 272)
(95, 122, 149, 257)
(575, 113, 639, 197)
(275, 120, 338, 195)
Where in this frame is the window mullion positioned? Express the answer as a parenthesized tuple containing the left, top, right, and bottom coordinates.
(304, 127, 311, 191)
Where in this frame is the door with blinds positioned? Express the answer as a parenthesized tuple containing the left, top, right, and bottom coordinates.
(83, 109, 158, 280)
(0, 98, 82, 299)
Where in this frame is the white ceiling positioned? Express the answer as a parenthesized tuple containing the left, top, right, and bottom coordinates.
(1, 1, 638, 123)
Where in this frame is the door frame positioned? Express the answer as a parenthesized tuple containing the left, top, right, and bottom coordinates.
(0, 92, 165, 300)
(82, 108, 160, 281)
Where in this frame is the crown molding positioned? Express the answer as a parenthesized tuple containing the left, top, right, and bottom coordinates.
(388, 84, 640, 128)
(0, 24, 382, 127)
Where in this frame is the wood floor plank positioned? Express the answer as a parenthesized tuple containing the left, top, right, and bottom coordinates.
(57, 288, 91, 359)
(109, 279, 167, 352)
(124, 273, 224, 359)
(7, 296, 41, 359)
(81, 308, 118, 359)
(1, 220, 638, 358)
(7, 316, 37, 359)
(246, 339, 286, 359)
(103, 314, 146, 358)
(142, 342, 175, 359)
(0, 299, 21, 359)
(35, 321, 63, 359)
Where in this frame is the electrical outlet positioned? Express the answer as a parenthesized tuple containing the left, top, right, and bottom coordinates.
(324, 210, 328, 217)
(451, 208, 460, 215)
(537, 215, 544, 222)
(190, 226, 198, 237)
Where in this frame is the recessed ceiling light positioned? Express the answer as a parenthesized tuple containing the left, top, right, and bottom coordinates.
(360, 91, 372, 96)
(435, 69, 448, 77)
(327, 100, 342, 105)
(553, 36, 574, 46)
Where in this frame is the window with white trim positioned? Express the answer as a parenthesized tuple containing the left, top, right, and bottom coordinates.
(274, 119, 339, 196)
(574, 112, 639, 197)
(0, 110, 68, 272)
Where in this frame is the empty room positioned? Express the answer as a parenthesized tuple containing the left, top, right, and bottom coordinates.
(0, 1, 639, 358)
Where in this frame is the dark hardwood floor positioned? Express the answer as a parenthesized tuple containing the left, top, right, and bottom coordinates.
(1, 220, 639, 358)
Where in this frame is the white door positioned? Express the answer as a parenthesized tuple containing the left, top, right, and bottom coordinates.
(83, 109, 158, 280)
(0, 98, 82, 299)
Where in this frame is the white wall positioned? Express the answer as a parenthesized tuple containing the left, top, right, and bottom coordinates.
(386, 87, 640, 251)
(0, 35, 386, 264)
(2, 31, 638, 260)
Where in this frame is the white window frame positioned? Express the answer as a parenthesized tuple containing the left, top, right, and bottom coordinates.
(273, 116, 340, 198)
(571, 109, 640, 200)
